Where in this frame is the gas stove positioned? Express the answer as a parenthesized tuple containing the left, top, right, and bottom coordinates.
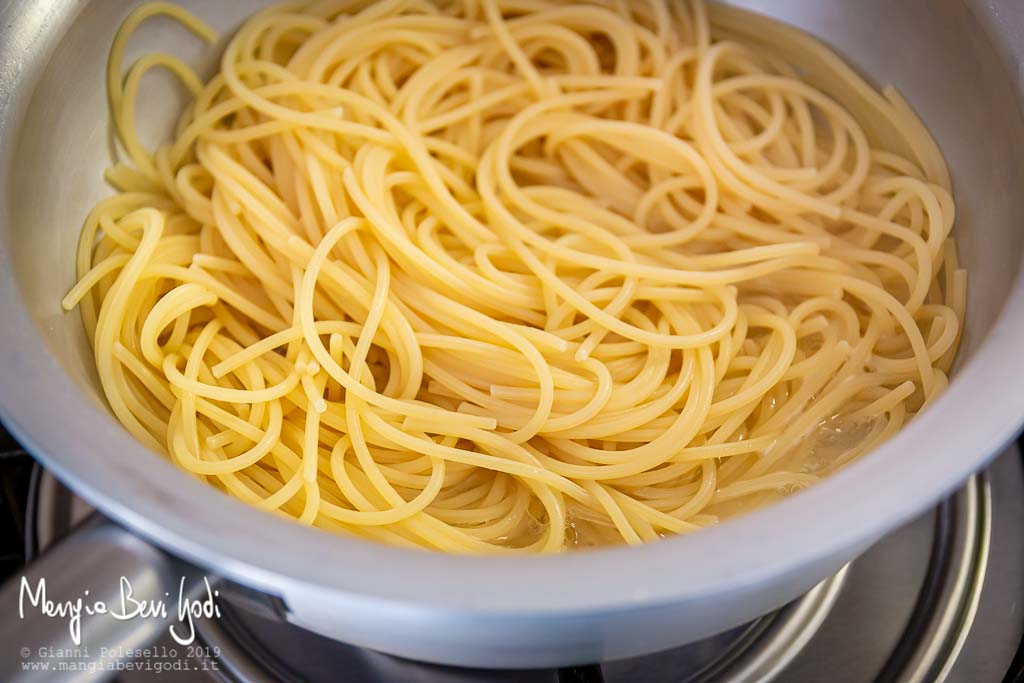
(2, 425, 1023, 682)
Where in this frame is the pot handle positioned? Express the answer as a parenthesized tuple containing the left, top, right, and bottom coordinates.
(0, 515, 211, 683)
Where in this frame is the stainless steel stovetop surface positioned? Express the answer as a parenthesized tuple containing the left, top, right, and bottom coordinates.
(22, 446, 1023, 683)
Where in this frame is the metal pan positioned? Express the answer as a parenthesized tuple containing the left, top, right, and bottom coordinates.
(0, 0, 1022, 670)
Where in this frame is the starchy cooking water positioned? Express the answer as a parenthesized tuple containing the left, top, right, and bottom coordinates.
(558, 414, 884, 549)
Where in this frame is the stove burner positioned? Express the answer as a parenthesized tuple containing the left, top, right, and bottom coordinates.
(4, 421, 1024, 682)
(200, 568, 845, 683)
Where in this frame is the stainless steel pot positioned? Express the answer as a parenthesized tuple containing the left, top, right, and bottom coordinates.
(1, 0, 1023, 671)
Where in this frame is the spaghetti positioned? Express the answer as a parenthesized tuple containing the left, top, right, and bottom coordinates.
(64, 0, 965, 552)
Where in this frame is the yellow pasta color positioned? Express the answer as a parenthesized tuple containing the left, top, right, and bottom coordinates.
(67, 0, 964, 552)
